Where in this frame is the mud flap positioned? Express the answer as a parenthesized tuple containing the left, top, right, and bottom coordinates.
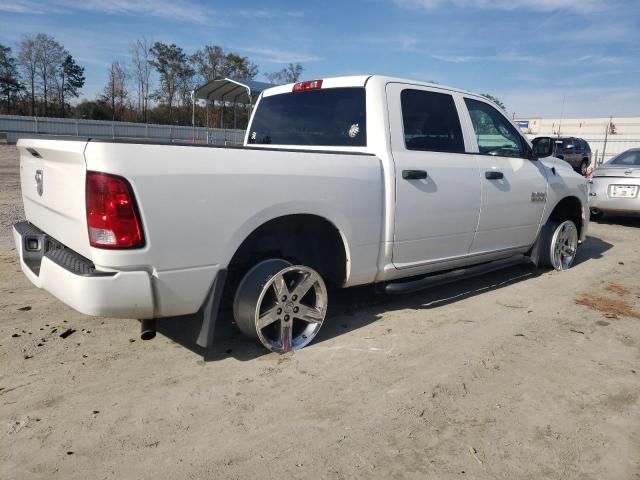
(196, 269, 227, 349)
(528, 226, 547, 268)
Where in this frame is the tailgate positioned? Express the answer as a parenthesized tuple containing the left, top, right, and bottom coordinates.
(18, 138, 91, 259)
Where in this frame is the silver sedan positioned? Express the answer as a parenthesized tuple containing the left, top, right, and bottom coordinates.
(589, 148, 640, 218)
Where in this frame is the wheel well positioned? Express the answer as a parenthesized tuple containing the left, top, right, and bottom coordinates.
(548, 196, 583, 237)
(227, 215, 348, 289)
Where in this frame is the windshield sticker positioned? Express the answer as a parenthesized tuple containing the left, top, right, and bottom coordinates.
(250, 132, 257, 141)
(348, 123, 360, 138)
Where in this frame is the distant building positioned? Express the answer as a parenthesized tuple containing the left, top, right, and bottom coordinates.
(516, 116, 640, 164)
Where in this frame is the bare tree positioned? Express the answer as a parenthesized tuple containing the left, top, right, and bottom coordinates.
(191, 45, 226, 85)
(191, 44, 259, 84)
(265, 63, 304, 85)
(130, 37, 153, 122)
(101, 61, 128, 121)
(33, 34, 65, 116)
(18, 36, 38, 116)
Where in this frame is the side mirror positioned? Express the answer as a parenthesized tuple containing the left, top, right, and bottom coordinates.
(532, 140, 553, 158)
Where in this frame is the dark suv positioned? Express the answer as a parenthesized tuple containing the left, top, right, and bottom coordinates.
(532, 137, 592, 175)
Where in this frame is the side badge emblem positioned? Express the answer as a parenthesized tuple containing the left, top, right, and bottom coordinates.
(531, 191, 546, 202)
(35, 169, 44, 197)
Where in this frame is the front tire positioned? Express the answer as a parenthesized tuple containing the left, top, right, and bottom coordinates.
(540, 220, 579, 271)
(233, 259, 328, 353)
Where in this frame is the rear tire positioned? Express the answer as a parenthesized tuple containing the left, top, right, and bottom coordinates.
(539, 219, 579, 271)
(233, 259, 328, 353)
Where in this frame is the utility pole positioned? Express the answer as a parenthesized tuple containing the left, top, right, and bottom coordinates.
(557, 92, 566, 137)
(191, 90, 195, 143)
(601, 117, 612, 163)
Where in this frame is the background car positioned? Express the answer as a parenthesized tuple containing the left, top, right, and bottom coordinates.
(589, 148, 640, 219)
(532, 136, 592, 175)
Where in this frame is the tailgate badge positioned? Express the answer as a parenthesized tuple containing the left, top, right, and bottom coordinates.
(35, 169, 44, 196)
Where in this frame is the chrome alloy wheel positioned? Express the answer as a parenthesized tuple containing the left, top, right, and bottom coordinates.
(233, 259, 328, 353)
(550, 220, 578, 270)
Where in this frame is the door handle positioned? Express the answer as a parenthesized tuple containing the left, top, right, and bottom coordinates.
(402, 170, 428, 180)
(485, 171, 504, 180)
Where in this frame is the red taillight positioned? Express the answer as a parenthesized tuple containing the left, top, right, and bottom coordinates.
(292, 79, 323, 92)
(86, 172, 144, 249)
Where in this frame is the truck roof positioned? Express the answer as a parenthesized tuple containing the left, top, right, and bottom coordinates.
(261, 74, 479, 99)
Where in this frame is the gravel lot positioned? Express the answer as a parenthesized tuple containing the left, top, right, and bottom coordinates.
(1, 144, 639, 479)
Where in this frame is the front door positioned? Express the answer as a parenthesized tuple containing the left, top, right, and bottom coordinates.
(387, 84, 481, 268)
(461, 97, 548, 254)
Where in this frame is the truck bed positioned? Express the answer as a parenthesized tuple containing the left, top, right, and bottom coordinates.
(17, 137, 384, 318)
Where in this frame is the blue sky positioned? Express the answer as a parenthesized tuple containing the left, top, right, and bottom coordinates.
(1, 0, 639, 118)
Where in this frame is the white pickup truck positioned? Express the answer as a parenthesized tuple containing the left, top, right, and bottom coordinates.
(13, 75, 589, 353)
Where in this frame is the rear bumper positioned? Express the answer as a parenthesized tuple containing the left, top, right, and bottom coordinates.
(589, 177, 640, 214)
(13, 222, 155, 318)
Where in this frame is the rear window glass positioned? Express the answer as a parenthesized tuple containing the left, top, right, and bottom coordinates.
(248, 87, 366, 147)
(610, 150, 640, 166)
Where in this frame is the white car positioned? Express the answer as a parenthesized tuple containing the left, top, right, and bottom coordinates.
(589, 148, 640, 218)
(13, 75, 589, 353)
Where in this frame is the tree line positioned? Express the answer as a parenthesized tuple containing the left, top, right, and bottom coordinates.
(0, 34, 304, 128)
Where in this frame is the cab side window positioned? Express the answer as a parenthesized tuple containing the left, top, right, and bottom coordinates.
(464, 98, 523, 158)
(401, 89, 465, 153)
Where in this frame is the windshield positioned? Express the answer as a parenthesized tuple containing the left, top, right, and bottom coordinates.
(608, 150, 640, 166)
(248, 87, 366, 147)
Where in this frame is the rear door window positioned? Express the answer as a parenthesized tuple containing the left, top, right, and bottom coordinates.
(248, 87, 366, 147)
(464, 98, 523, 158)
(400, 89, 465, 153)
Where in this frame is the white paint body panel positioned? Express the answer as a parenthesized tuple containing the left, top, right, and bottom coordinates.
(15, 75, 589, 321)
(385, 82, 482, 268)
(18, 139, 91, 258)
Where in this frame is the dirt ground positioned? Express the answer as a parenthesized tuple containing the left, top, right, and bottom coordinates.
(1, 144, 639, 479)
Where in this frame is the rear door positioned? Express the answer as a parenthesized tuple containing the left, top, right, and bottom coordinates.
(17, 138, 90, 258)
(387, 83, 481, 268)
(461, 97, 548, 254)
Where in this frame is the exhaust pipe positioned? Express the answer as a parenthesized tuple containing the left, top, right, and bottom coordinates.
(140, 319, 157, 340)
